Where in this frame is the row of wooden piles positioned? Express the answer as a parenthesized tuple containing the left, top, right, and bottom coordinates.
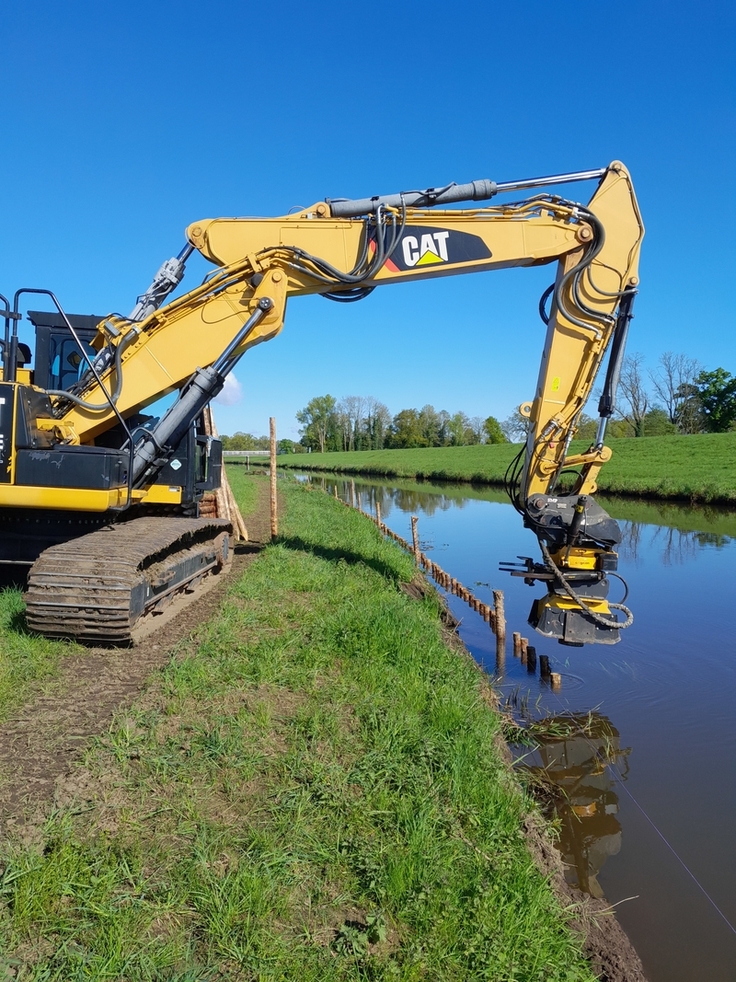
(332, 484, 507, 642)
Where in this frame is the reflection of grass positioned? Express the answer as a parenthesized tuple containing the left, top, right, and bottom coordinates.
(247, 432, 736, 504)
(268, 468, 736, 540)
(245, 467, 736, 541)
(597, 495, 736, 539)
(0, 478, 597, 981)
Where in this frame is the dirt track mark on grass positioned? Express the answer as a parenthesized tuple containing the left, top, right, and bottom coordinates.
(0, 482, 271, 844)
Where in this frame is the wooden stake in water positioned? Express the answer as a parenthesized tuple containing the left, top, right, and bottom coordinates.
(513, 632, 522, 657)
(411, 515, 420, 564)
(269, 416, 278, 540)
(539, 654, 551, 680)
(376, 500, 381, 525)
(493, 589, 506, 641)
(350, 480, 356, 509)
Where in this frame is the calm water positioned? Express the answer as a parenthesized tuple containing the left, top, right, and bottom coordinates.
(297, 472, 736, 982)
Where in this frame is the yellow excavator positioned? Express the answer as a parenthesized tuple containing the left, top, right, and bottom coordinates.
(0, 161, 643, 644)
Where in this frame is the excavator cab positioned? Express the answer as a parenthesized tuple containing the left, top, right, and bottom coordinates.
(27, 310, 101, 391)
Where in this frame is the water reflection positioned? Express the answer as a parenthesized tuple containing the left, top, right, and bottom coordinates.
(295, 473, 479, 518)
(618, 521, 732, 565)
(515, 713, 630, 899)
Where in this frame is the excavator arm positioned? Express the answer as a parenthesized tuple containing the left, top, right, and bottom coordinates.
(18, 162, 644, 645)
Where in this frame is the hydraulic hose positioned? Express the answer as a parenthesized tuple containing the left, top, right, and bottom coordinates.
(49, 327, 139, 413)
(540, 541, 634, 631)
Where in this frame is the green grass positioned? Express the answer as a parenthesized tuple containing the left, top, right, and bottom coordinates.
(0, 477, 596, 981)
(222, 465, 260, 514)
(0, 589, 79, 724)
(251, 431, 736, 503)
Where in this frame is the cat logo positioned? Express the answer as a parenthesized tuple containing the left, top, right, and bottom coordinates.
(373, 226, 492, 273)
(401, 231, 450, 267)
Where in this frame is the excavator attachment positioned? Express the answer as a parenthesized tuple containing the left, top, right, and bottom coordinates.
(530, 589, 621, 646)
(501, 494, 631, 645)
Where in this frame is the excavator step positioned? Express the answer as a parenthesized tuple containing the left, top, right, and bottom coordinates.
(24, 516, 232, 643)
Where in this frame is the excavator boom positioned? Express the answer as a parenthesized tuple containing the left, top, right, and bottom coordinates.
(1, 162, 643, 644)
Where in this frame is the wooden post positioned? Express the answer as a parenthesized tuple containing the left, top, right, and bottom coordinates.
(550, 672, 562, 689)
(520, 637, 528, 665)
(376, 500, 381, 525)
(513, 632, 521, 657)
(350, 480, 356, 508)
(333, 484, 338, 499)
(540, 655, 551, 680)
(411, 515, 420, 564)
(526, 644, 537, 674)
(269, 417, 277, 540)
(493, 589, 506, 641)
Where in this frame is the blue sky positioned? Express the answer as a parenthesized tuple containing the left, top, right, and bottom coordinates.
(2, 0, 734, 440)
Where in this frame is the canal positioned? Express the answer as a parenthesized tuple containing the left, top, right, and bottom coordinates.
(297, 472, 736, 982)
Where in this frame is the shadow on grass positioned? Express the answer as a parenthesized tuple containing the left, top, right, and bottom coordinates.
(0, 569, 37, 638)
(7, 607, 34, 637)
(277, 534, 405, 583)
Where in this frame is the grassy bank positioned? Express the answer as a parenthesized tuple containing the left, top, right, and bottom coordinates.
(0, 476, 596, 980)
(251, 432, 736, 503)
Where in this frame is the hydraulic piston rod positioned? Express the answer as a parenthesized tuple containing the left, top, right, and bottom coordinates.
(326, 167, 609, 219)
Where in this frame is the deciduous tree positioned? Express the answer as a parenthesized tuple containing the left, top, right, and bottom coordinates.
(501, 409, 531, 442)
(616, 353, 650, 437)
(483, 415, 507, 444)
(363, 397, 391, 449)
(694, 368, 736, 432)
(649, 352, 702, 432)
(296, 394, 337, 453)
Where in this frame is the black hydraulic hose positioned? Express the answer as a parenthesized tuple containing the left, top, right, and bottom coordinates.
(538, 283, 555, 325)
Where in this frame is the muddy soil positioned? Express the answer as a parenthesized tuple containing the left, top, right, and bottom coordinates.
(0, 481, 646, 980)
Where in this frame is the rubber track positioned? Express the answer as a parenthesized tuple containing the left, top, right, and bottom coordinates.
(24, 516, 231, 643)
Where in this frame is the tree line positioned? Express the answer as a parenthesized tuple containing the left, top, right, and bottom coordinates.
(292, 396, 508, 453)
(220, 353, 736, 451)
(221, 399, 506, 453)
(489, 353, 736, 443)
(597, 353, 735, 438)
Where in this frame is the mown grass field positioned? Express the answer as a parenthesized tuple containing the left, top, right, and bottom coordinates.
(255, 431, 736, 503)
(0, 476, 597, 981)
